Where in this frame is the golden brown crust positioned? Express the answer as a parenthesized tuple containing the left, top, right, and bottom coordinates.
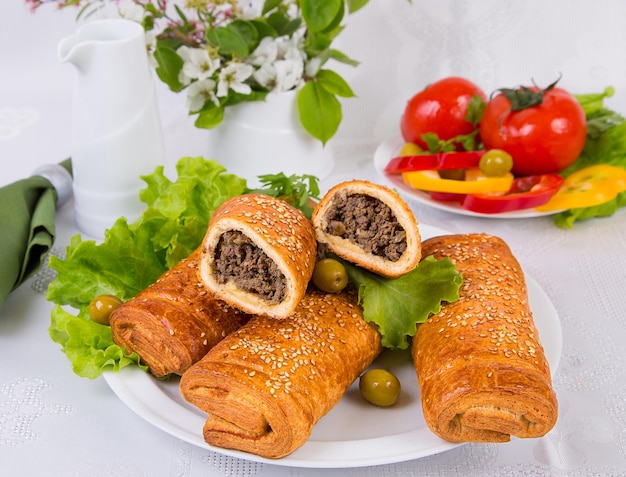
(180, 287, 382, 459)
(311, 180, 421, 278)
(199, 194, 317, 318)
(110, 248, 250, 378)
(412, 233, 557, 443)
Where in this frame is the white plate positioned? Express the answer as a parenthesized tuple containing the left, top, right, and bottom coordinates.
(104, 224, 562, 468)
(373, 135, 562, 219)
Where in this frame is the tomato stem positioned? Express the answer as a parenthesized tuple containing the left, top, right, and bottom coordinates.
(496, 74, 562, 112)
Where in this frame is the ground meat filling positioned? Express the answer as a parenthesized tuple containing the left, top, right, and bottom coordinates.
(213, 230, 286, 303)
(324, 193, 407, 261)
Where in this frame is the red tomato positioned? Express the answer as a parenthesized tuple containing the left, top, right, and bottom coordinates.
(480, 84, 587, 176)
(400, 77, 487, 150)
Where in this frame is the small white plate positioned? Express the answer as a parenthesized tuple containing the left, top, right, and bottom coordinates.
(103, 224, 562, 468)
(373, 135, 562, 219)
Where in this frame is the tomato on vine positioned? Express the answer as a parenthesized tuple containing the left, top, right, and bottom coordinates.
(400, 77, 487, 151)
(480, 78, 587, 176)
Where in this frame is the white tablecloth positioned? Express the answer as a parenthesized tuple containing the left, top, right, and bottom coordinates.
(2, 1, 626, 475)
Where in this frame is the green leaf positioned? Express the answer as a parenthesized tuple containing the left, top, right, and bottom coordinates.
(297, 81, 342, 144)
(347, 0, 370, 13)
(553, 191, 626, 228)
(49, 305, 146, 379)
(246, 173, 321, 219)
(47, 220, 167, 307)
(320, 0, 345, 34)
(154, 44, 184, 92)
(316, 69, 356, 98)
(465, 93, 487, 126)
(250, 19, 279, 39)
(344, 256, 463, 349)
(575, 86, 615, 116)
(301, 0, 343, 32)
(229, 20, 259, 51)
(330, 48, 359, 67)
(206, 25, 250, 58)
(304, 31, 333, 54)
(266, 12, 303, 36)
(195, 105, 224, 129)
(561, 105, 626, 177)
(262, 0, 282, 14)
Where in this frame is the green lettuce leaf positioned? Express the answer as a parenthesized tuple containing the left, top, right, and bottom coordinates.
(554, 190, 626, 229)
(343, 255, 463, 349)
(49, 305, 147, 379)
(47, 158, 247, 378)
(553, 88, 626, 227)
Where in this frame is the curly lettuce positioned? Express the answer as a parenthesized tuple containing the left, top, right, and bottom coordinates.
(47, 158, 247, 378)
(554, 88, 626, 228)
(343, 256, 462, 349)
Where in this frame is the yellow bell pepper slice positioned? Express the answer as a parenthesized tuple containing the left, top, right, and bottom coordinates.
(535, 164, 626, 212)
(402, 168, 514, 194)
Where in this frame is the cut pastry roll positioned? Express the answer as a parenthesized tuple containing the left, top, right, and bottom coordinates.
(110, 248, 250, 378)
(199, 194, 317, 319)
(312, 180, 421, 277)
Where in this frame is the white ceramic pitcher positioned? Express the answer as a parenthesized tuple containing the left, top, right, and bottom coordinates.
(58, 19, 165, 238)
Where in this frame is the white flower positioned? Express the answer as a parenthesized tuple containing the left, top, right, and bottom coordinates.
(144, 31, 157, 68)
(187, 79, 219, 112)
(273, 58, 304, 92)
(177, 46, 193, 86)
(217, 63, 254, 97)
(252, 63, 277, 89)
(181, 47, 221, 81)
(305, 56, 322, 78)
(237, 0, 264, 19)
(277, 36, 305, 62)
(117, 0, 144, 23)
(246, 37, 278, 67)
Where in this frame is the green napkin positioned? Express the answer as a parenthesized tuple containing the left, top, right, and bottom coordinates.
(0, 159, 72, 307)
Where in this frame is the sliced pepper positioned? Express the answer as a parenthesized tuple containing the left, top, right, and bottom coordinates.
(430, 191, 466, 202)
(403, 168, 514, 194)
(535, 165, 626, 212)
(385, 151, 485, 174)
(461, 174, 565, 214)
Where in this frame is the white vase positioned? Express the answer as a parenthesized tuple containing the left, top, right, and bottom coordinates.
(206, 90, 335, 188)
(59, 19, 165, 238)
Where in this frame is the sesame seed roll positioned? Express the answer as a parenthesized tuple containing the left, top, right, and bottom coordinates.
(180, 287, 382, 459)
(413, 233, 558, 443)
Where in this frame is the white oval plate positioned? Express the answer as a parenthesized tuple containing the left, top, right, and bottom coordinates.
(373, 135, 562, 219)
(104, 225, 562, 469)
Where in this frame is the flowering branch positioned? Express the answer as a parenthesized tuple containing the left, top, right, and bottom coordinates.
(27, 0, 372, 144)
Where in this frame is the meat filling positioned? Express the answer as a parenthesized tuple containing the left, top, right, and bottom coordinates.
(324, 193, 407, 261)
(213, 230, 286, 303)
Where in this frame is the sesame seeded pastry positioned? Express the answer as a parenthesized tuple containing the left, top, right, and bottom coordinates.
(180, 287, 382, 459)
(311, 180, 421, 278)
(110, 248, 250, 378)
(412, 233, 558, 443)
(199, 194, 317, 319)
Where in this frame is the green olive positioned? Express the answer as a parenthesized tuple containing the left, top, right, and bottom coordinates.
(479, 149, 514, 177)
(88, 294, 123, 326)
(312, 258, 348, 294)
(438, 168, 466, 180)
(359, 368, 401, 407)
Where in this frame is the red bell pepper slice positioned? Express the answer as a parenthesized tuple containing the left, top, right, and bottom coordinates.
(430, 191, 466, 202)
(460, 174, 565, 214)
(385, 151, 485, 174)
